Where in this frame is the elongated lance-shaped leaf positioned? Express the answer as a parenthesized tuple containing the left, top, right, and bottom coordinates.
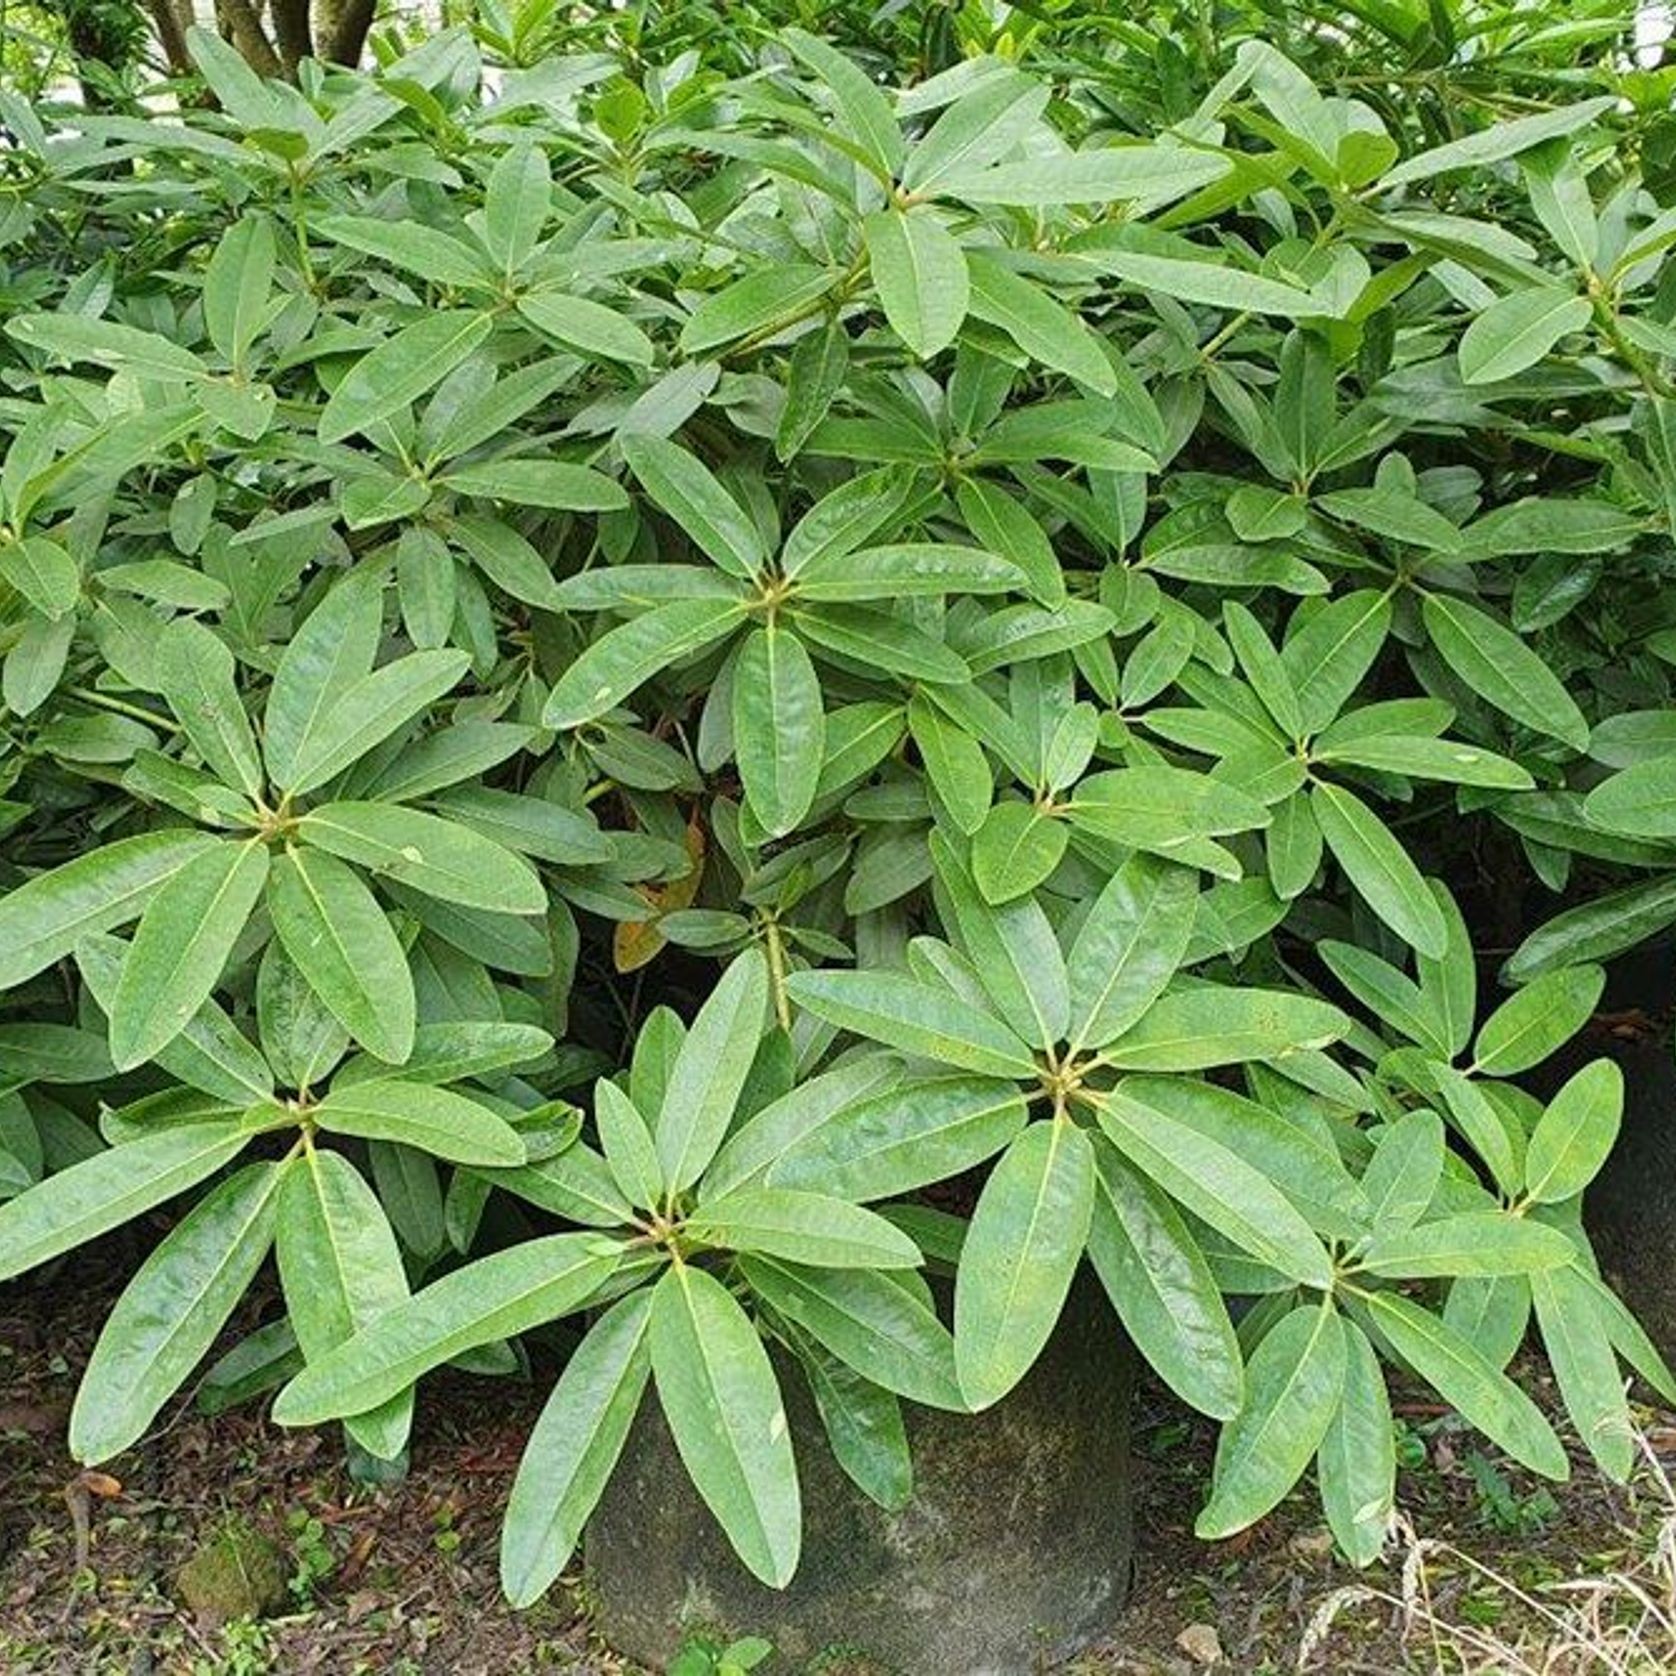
(656, 947, 769, 1193)
(268, 847, 415, 1065)
(0, 1118, 250, 1282)
(620, 433, 765, 580)
(276, 1149, 413, 1461)
(1317, 1318, 1395, 1567)
(155, 617, 263, 798)
(71, 1160, 283, 1462)
(1196, 1300, 1346, 1539)
(313, 1081, 526, 1167)
(649, 1263, 801, 1587)
(108, 839, 269, 1071)
(955, 1118, 1095, 1410)
(273, 1232, 623, 1425)
(501, 1289, 653, 1607)
(733, 625, 824, 839)
(0, 830, 218, 993)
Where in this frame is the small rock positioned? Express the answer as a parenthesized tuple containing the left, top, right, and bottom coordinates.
(175, 1519, 287, 1624)
(1176, 1622, 1224, 1666)
(1289, 1529, 1336, 1562)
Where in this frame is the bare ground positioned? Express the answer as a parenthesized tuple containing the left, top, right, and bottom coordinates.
(4, 1248, 1674, 1676)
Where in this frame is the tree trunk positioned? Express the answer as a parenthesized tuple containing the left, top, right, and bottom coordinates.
(269, 0, 314, 74)
(319, 0, 376, 68)
(146, 0, 196, 75)
(215, 0, 284, 78)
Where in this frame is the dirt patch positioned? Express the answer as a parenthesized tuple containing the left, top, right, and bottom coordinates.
(4, 1253, 1673, 1675)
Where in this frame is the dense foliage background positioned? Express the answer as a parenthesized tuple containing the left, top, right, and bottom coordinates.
(2, 0, 1675, 1606)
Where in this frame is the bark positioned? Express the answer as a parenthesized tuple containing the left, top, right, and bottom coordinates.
(268, 0, 314, 74)
(215, 0, 284, 78)
(146, 0, 195, 75)
(320, 0, 376, 67)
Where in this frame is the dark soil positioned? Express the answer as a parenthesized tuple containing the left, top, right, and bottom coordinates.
(4, 1248, 1673, 1676)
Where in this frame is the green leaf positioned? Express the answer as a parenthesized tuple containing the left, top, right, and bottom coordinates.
(1317, 1319, 1394, 1566)
(865, 208, 969, 360)
(966, 254, 1114, 394)
(262, 569, 383, 793)
(969, 803, 1068, 905)
(1315, 734, 1532, 790)
(312, 214, 487, 289)
(1459, 288, 1590, 385)
(1196, 1301, 1346, 1538)
(901, 72, 1046, 195)
(687, 1188, 921, 1269)
(1362, 1109, 1446, 1231)
(203, 215, 275, 367)
(620, 434, 763, 580)
(955, 1118, 1095, 1409)
(155, 618, 264, 799)
(1313, 782, 1446, 957)
(1284, 591, 1392, 734)
(483, 143, 550, 275)
(1096, 1087, 1334, 1288)
(1531, 1262, 1633, 1483)
(1069, 767, 1270, 857)
(544, 598, 744, 729)
(1525, 1059, 1622, 1204)
(517, 291, 654, 366)
(7, 311, 206, 380)
(765, 1075, 1026, 1204)
(948, 147, 1228, 207)
(1067, 855, 1197, 1054)
(297, 802, 545, 916)
(1421, 593, 1588, 750)
(314, 1082, 525, 1167)
(280, 650, 469, 797)
(108, 839, 268, 1071)
(1087, 1138, 1243, 1421)
(786, 969, 1036, 1079)
(776, 320, 850, 462)
(1359, 1212, 1574, 1278)
(1095, 249, 1320, 318)
(501, 1290, 652, 1607)
(655, 948, 769, 1192)
(1472, 965, 1603, 1076)
(782, 28, 904, 177)
(649, 1264, 800, 1588)
(268, 848, 415, 1065)
(70, 1161, 281, 1462)
(911, 695, 992, 835)
(273, 1232, 621, 1424)
(742, 1256, 963, 1410)
(78, 932, 272, 1107)
(931, 832, 1067, 1049)
(275, 1150, 412, 1461)
(319, 312, 494, 445)
(733, 626, 824, 838)
(0, 1118, 249, 1282)
(1097, 986, 1347, 1071)
(1584, 756, 1676, 838)
(0, 536, 79, 618)
(1381, 98, 1615, 189)
(796, 1337, 912, 1511)
(679, 266, 836, 357)
(1360, 1291, 1568, 1479)
(439, 459, 628, 511)
(0, 830, 217, 993)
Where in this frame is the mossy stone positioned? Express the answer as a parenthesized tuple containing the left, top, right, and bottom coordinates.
(175, 1518, 287, 1624)
(587, 1274, 1135, 1675)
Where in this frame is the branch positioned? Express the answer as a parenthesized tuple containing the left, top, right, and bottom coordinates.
(216, 0, 284, 79)
(269, 0, 315, 74)
(321, 0, 376, 68)
(146, 0, 195, 76)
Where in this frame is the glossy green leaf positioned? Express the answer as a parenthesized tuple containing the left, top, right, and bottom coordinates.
(1317, 1319, 1394, 1566)
(865, 208, 969, 360)
(955, 1118, 1095, 1409)
(108, 840, 268, 1071)
(274, 1232, 622, 1425)
(649, 1264, 801, 1588)
(71, 1161, 281, 1462)
(1196, 1301, 1345, 1538)
(268, 848, 415, 1065)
